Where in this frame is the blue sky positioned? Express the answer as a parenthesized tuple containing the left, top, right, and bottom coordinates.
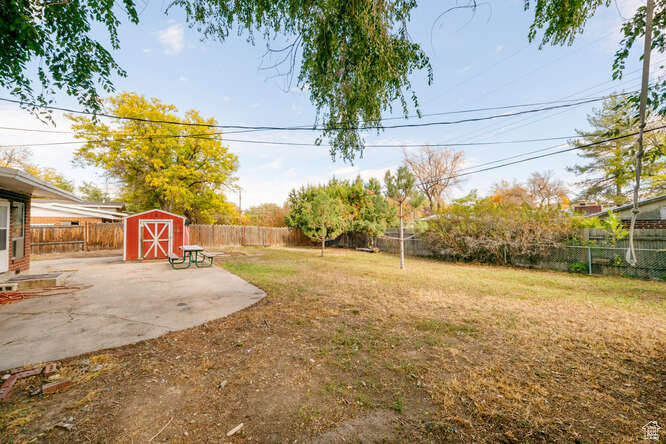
(0, 0, 657, 207)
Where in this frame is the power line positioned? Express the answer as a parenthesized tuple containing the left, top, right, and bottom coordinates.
(0, 94, 622, 132)
(0, 130, 581, 149)
(454, 60, 664, 144)
(420, 123, 666, 186)
(0, 125, 271, 137)
(0, 93, 628, 131)
(454, 143, 568, 173)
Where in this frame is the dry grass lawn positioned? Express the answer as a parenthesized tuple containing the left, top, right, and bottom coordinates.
(1, 247, 665, 443)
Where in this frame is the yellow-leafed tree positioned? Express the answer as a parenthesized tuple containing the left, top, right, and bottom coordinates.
(68, 92, 238, 223)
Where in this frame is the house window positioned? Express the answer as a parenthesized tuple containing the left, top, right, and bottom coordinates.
(11, 201, 24, 259)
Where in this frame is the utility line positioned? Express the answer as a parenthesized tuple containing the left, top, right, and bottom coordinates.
(0, 131, 581, 149)
(420, 123, 666, 186)
(0, 94, 623, 132)
(0, 93, 628, 131)
(455, 60, 664, 144)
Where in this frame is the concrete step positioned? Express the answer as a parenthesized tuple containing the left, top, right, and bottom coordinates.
(8, 273, 61, 290)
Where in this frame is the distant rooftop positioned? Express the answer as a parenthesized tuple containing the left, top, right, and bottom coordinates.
(586, 194, 666, 218)
(34, 199, 125, 209)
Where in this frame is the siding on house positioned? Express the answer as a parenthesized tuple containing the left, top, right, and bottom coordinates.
(590, 194, 666, 229)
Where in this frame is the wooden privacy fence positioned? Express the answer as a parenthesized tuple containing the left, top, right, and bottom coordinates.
(31, 223, 124, 255)
(31, 225, 86, 255)
(190, 224, 310, 247)
(31, 223, 310, 254)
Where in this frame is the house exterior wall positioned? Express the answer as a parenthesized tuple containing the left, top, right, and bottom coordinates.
(0, 190, 31, 274)
(623, 219, 666, 229)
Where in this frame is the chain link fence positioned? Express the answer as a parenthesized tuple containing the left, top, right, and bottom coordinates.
(511, 245, 666, 279)
(338, 231, 666, 280)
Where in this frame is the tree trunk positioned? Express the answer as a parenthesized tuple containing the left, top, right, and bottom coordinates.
(321, 223, 326, 257)
(399, 203, 405, 270)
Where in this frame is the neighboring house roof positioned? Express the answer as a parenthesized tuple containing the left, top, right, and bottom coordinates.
(587, 194, 666, 218)
(0, 167, 80, 201)
(39, 199, 125, 210)
(32, 202, 128, 221)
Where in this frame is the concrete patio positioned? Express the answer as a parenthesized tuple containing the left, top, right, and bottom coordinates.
(0, 256, 265, 370)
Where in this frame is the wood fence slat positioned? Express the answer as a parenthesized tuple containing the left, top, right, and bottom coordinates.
(31, 223, 311, 255)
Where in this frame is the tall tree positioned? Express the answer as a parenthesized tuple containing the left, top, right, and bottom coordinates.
(569, 96, 666, 205)
(68, 92, 238, 223)
(6, 0, 666, 160)
(491, 180, 533, 207)
(384, 166, 424, 270)
(78, 181, 112, 202)
(3, 0, 431, 160)
(524, 0, 666, 114)
(1, 0, 139, 117)
(403, 146, 464, 212)
(343, 177, 396, 246)
(173, 0, 433, 161)
(526, 170, 569, 208)
(245, 203, 289, 227)
(286, 188, 347, 257)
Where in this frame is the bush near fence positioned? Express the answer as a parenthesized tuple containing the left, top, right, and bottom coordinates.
(31, 223, 311, 255)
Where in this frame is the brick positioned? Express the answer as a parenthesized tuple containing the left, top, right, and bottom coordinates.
(42, 378, 72, 394)
(0, 375, 17, 400)
(14, 367, 43, 379)
(43, 362, 58, 375)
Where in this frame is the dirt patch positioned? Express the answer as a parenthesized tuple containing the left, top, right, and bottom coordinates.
(311, 410, 399, 443)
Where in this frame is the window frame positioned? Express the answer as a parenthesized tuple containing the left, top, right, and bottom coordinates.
(11, 201, 25, 259)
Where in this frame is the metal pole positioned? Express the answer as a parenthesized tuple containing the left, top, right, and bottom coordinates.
(628, 0, 654, 266)
(587, 247, 592, 275)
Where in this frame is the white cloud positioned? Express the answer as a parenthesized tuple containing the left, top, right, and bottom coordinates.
(249, 103, 260, 109)
(223, 96, 231, 103)
(142, 48, 152, 53)
(496, 45, 503, 53)
(157, 24, 184, 55)
(178, 75, 187, 82)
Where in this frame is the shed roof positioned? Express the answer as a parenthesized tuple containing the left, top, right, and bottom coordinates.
(125, 209, 186, 220)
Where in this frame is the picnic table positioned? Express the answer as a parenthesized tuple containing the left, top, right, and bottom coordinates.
(168, 245, 214, 269)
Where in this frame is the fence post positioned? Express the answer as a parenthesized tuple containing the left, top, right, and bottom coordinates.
(587, 247, 592, 275)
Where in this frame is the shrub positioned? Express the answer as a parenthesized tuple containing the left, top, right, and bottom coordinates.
(420, 192, 584, 264)
(568, 261, 588, 274)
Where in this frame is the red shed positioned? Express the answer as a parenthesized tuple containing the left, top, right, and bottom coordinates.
(123, 209, 186, 261)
